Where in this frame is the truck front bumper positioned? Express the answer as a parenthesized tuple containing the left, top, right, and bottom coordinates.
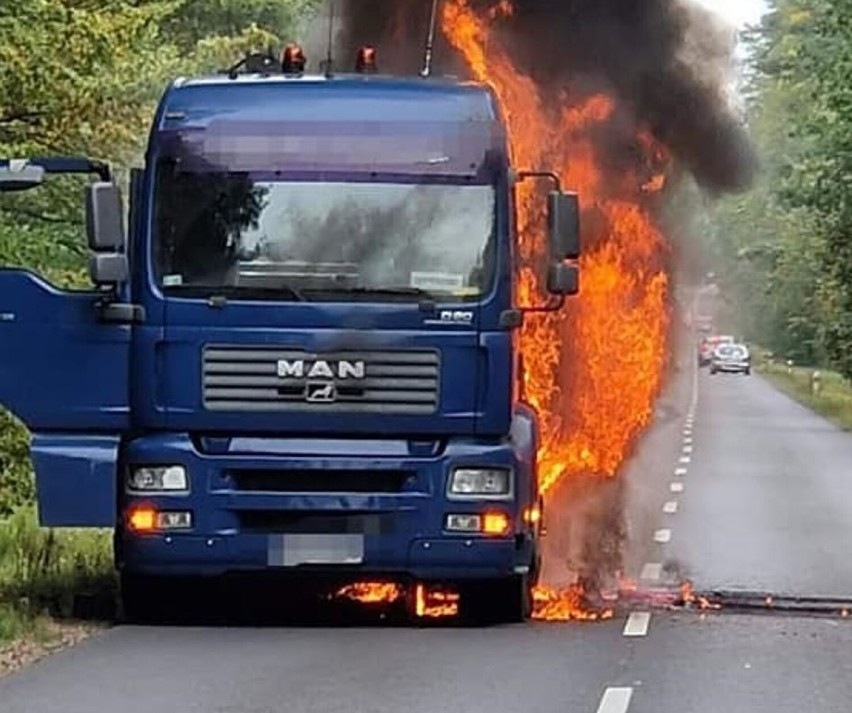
(116, 434, 538, 582)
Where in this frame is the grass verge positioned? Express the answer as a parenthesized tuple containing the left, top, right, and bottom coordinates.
(758, 356, 852, 431)
(0, 507, 115, 650)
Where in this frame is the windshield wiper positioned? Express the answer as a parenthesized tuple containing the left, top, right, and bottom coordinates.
(305, 286, 435, 300)
(165, 284, 308, 303)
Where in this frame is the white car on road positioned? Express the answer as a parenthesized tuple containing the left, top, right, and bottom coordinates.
(710, 343, 751, 375)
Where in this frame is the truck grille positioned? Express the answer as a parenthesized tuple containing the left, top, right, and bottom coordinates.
(228, 468, 413, 493)
(203, 347, 439, 414)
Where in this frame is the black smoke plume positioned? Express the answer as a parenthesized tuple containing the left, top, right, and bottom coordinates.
(331, 0, 756, 193)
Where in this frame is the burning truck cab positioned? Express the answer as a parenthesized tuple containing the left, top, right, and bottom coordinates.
(0, 44, 581, 621)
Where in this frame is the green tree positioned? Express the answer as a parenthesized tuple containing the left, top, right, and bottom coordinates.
(164, 0, 318, 50)
(0, 0, 318, 514)
(707, 0, 852, 374)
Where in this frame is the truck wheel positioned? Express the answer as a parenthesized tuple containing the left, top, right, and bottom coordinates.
(493, 575, 533, 623)
(121, 574, 176, 624)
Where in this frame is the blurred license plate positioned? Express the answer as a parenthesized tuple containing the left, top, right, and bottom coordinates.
(268, 534, 364, 567)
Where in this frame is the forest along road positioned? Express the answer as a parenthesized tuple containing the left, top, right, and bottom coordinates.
(2, 369, 852, 713)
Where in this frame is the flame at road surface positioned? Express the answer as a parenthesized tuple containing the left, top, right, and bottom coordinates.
(532, 584, 614, 622)
(679, 580, 721, 611)
(334, 581, 461, 618)
(441, 0, 671, 618)
(415, 584, 461, 618)
(335, 582, 404, 604)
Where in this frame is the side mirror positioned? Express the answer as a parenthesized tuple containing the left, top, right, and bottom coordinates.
(85, 182, 125, 250)
(89, 253, 128, 285)
(547, 263, 579, 296)
(547, 191, 580, 260)
(0, 161, 45, 192)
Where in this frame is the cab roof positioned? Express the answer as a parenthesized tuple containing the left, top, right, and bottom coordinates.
(150, 74, 507, 180)
(157, 74, 501, 128)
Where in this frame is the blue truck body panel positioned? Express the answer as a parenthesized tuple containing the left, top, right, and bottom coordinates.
(31, 434, 120, 527)
(0, 270, 130, 431)
(1, 73, 545, 591)
(116, 422, 536, 578)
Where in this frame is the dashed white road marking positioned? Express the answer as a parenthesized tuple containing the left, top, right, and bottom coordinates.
(640, 562, 662, 581)
(596, 687, 633, 713)
(670, 482, 684, 493)
(682, 429, 692, 437)
(623, 612, 651, 637)
(683, 445, 693, 454)
(654, 528, 671, 543)
(683, 436, 693, 445)
(674, 467, 688, 476)
(663, 500, 678, 514)
(679, 455, 691, 464)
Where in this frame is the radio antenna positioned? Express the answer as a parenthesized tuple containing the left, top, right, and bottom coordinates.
(322, 0, 336, 78)
(420, 0, 440, 77)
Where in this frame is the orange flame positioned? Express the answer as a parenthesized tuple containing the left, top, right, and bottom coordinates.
(415, 584, 461, 618)
(335, 582, 403, 604)
(532, 584, 614, 621)
(441, 0, 672, 620)
(441, 0, 670, 492)
(679, 580, 721, 611)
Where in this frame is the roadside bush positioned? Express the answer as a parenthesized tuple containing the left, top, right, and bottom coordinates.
(0, 410, 34, 518)
(0, 507, 114, 623)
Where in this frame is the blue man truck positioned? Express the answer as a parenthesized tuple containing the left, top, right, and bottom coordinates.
(0, 44, 580, 621)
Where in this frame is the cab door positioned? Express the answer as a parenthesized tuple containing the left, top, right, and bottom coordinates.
(0, 158, 132, 526)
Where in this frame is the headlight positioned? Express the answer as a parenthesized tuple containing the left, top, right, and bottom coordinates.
(128, 465, 188, 492)
(448, 468, 512, 499)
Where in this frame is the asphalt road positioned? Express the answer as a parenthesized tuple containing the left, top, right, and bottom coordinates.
(3, 367, 852, 713)
(669, 370, 852, 598)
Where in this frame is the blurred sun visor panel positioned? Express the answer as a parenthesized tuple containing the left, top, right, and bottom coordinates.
(151, 120, 507, 182)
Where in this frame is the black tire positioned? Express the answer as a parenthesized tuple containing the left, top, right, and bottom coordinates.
(744, 368, 751, 376)
(120, 573, 185, 624)
(493, 575, 534, 623)
(121, 573, 157, 624)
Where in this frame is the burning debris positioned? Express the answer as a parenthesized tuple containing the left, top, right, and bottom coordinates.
(335, 582, 404, 604)
(414, 584, 461, 618)
(332, 0, 755, 615)
(532, 583, 614, 621)
(679, 580, 721, 611)
(333, 582, 461, 619)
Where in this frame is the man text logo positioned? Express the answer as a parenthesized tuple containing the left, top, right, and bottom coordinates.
(277, 359, 366, 380)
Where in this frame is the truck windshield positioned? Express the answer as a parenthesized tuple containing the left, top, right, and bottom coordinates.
(153, 163, 496, 302)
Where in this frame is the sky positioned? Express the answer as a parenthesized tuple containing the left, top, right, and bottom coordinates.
(692, 0, 769, 27)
